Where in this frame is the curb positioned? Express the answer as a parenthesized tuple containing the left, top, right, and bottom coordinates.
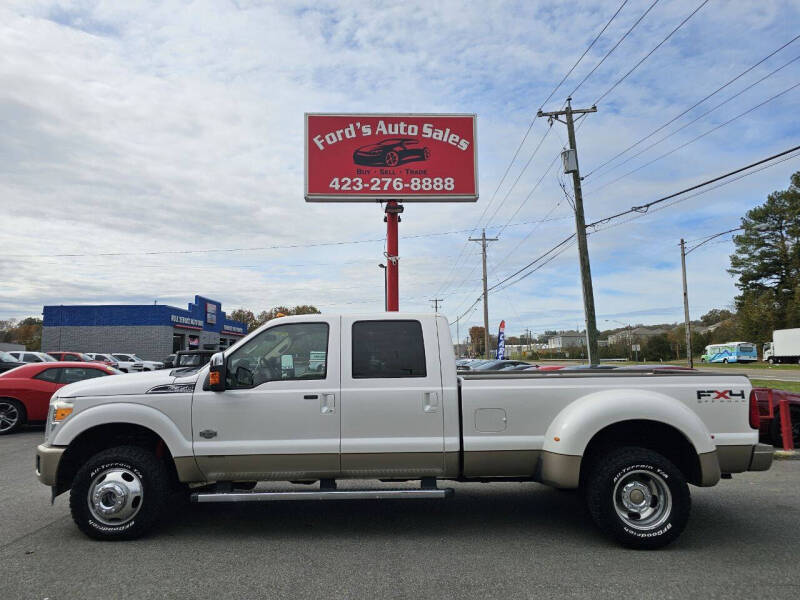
(774, 450, 800, 460)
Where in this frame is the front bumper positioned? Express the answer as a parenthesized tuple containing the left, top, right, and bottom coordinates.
(749, 443, 774, 471)
(36, 444, 65, 486)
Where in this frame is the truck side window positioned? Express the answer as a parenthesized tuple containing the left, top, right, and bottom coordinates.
(352, 320, 426, 379)
(226, 322, 329, 389)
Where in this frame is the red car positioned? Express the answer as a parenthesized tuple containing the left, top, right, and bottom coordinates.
(47, 351, 94, 362)
(0, 362, 119, 435)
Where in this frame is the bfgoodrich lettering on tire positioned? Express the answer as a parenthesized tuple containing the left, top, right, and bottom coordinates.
(586, 447, 690, 549)
(70, 446, 170, 541)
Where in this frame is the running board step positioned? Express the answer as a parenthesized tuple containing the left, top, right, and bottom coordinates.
(191, 488, 454, 503)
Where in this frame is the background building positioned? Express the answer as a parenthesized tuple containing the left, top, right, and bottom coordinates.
(42, 295, 248, 361)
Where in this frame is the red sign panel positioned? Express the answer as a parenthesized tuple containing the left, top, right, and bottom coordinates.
(305, 113, 478, 202)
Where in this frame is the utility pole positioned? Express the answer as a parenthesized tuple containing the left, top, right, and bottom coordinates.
(469, 228, 498, 359)
(680, 238, 693, 368)
(538, 98, 599, 365)
(455, 315, 461, 358)
(429, 298, 443, 312)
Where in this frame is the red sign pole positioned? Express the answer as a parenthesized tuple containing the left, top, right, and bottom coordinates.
(385, 202, 402, 311)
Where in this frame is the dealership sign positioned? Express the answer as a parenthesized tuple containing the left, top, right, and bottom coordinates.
(305, 113, 478, 202)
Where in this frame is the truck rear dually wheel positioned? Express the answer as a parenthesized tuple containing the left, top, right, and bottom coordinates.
(585, 447, 690, 549)
(70, 446, 170, 540)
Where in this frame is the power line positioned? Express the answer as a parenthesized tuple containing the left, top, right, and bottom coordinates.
(585, 144, 800, 229)
(587, 53, 800, 187)
(482, 125, 554, 230)
(469, 145, 800, 302)
(4, 216, 569, 261)
(585, 34, 800, 179)
(438, 0, 645, 296)
(566, 0, 660, 100)
(539, 0, 631, 109)
(589, 147, 800, 234)
(593, 0, 710, 105)
(587, 81, 800, 194)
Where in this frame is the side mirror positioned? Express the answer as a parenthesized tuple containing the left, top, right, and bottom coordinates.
(204, 352, 226, 391)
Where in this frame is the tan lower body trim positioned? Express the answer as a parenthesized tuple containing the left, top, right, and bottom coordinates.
(539, 451, 581, 488)
(174, 456, 206, 483)
(462, 449, 540, 477)
(697, 450, 721, 486)
(717, 445, 755, 473)
(340, 452, 445, 477)
(194, 453, 339, 481)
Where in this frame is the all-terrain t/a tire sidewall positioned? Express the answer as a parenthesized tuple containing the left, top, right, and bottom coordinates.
(586, 447, 690, 550)
(70, 446, 170, 541)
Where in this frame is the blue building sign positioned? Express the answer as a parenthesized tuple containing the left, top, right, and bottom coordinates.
(42, 295, 249, 359)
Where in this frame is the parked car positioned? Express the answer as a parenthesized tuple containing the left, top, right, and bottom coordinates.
(84, 353, 120, 368)
(47, 351, 94, 362)
(535, 365, 565, 371)
(111, 354, 163, 372)
(173, 350, 215, 370)
(471, 359, 531, 371)
(7, 351, 57, 363)
(0, 351, 26, 374)
(0, 362, 119, 434)
(615, 365, 695, 371)
(36, 313, 771, 548)
(560, 364, 617, 370)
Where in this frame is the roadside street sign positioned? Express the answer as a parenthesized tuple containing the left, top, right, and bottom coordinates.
(305, 113, 478, 202)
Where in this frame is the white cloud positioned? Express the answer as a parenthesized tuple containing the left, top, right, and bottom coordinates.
(1, 0, 799, 339)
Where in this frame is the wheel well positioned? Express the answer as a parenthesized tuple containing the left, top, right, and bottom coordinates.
(580, 420, 702, 486)
(55, 423, 178, 497)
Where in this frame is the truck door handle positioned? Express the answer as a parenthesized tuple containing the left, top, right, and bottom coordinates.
(321, 393, 336, 414)
(423, 392, 439, 413)
(304, 394, 319, 400)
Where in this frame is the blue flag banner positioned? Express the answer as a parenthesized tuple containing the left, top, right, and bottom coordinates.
(496, 320, 506, 359)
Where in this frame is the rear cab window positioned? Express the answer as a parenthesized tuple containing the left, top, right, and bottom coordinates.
(352, 320, 426, 379)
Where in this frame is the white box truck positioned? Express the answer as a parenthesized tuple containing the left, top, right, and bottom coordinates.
(763, 328, 800, 364)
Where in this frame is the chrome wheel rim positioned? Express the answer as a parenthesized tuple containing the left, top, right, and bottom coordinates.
(613, 469, 672, 531)
(0, 401, 19, 432)
(87, 467, 144, 526)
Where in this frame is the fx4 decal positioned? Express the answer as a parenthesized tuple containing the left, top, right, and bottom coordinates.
(696, 390, 746, 402)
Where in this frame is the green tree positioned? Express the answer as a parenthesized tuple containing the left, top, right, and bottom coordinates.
(729, 171, 800, 334)
(643, 334, 673, 361)
(229, 306, 321, 330)
(699, 308, 733, 325)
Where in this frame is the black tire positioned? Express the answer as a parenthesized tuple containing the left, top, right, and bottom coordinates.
(767, 357, 774, 365)
(722, 358, 728, 364)
(70, 446, 170, 541)
(770, 407, 800, 448)
(0, 398, 26, 435)
(585, 447, 690, 550)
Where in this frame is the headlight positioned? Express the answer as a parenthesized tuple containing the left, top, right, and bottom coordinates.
(47, 397, 74, 441)
(52, 397, 74, 422)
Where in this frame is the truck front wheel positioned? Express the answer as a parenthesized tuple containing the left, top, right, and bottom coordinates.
(585, 447, 690, 549)
(69, 446, 170, 540)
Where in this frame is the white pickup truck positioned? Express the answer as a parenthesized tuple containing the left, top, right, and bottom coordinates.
(36, 313, 772, 548)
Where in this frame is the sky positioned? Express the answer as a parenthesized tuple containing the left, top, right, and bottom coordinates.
(1, 0, 799, 340)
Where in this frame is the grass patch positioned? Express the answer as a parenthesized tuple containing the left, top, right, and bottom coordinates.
(750, 379, 800, 393)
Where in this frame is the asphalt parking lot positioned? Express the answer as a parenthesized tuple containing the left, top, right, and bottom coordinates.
(2, 430, 799, 600)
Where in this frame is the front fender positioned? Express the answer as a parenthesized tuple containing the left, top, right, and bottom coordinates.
(51, 402, 193, 458)
(542, 388, 716, 457)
